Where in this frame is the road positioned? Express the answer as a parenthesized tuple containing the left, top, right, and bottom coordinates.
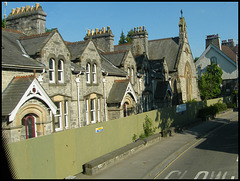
(154, 113, 238, 179)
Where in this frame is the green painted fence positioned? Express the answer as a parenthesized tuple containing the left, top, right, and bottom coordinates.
(5, 98, 228, 179)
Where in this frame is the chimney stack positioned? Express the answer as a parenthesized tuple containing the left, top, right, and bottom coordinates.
(206, 34, 221, 50)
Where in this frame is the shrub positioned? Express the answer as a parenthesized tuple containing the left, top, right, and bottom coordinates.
(198, 105, 218, 118)
(214, 102, 227, 112)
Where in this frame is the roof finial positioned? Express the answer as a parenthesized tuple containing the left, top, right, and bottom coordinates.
(180, 9, 183, 18)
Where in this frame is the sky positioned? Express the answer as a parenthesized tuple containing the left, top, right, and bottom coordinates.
(2, 2, 238, 58)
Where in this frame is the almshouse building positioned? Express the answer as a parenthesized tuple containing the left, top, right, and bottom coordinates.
(2, 3, 200, 143)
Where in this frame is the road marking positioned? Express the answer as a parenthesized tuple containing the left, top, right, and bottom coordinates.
(231, 176, 235, 179)
(179, 170, 187, 179)
(165, 170, 181, 179)
(194, 171, 208, 179)
(153, 139, 202, 179)
(236, 156, 238, 162)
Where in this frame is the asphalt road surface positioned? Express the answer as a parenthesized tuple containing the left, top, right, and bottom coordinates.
(154, 114, 238, 179)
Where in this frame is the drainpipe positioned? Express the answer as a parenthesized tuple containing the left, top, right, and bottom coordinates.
(75, 72, 82, 127)
(103, 75, 108, 122)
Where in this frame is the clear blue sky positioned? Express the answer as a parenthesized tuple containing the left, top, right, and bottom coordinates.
(2, 2, 238, 58)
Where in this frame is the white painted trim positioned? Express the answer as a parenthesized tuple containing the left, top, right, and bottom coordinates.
(9, 78, 57, 122)
(120, 82, 138, 107)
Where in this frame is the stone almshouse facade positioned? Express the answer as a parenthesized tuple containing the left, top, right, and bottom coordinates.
(2, 3, 200, 143)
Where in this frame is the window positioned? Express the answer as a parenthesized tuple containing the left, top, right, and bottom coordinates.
(85, 100, 89, 125)
(127, 68, 130, 79)
(90, 99, 96, 123)
(97, 98, 101, 122)
(49, 58, 55, 83)
(210, 57, 217, 64)
(86, 63, 90, 84)
(21, 114, 36, 139)
(58, 59, 64, 83)
(64, 100, 69, 129)
(131, 67, 134, 84)
(54, 102, 63, 131)
(92, 63, 97, 84)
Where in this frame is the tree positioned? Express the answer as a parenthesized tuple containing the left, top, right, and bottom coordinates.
(126, 29, 134, 43)
(2, 19, 6, 28)
(194, 57, 199, 63)
(45, 27, 55, 32)
(118, 31, 127, 45)
(198, 62, 223, 100)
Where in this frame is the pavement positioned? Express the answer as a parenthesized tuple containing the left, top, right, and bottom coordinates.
(72, 109, 238, 179)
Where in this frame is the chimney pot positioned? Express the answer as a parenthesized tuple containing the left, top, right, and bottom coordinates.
(91, 29, 94, 35)
(21, 7, 25, 13)
(87, 30, 90, 36)
(99, 29, 102, 34)
(31, 5, 34, 11)
(134, 27, 136, 33)
(16, 7, 20, 14)
(11, 8, 16, 15)
(35, 3, 40, 10)
(25, 5, 30, 12)
(107, 26, 110, 32)
(143, 26, 145, 31)
(137, 27, 139, 32)
(140, 26, 142, 32)
(103, 27, 106, 33)
(95, 28, 98, 34)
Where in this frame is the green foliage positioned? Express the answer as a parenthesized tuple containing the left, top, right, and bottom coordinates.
(2, 19, 6, 28)
(198, 101, 228, 118)
(126, 29, 134, 43)
(185, 99, 197, 103)
(118, 29, 133, 45)
(132, 134, 137, 142)
(198, 62, 223, 100)
(194, 57, 199, 63)
(45, 28, 55, 33)
(143, 115, 154, 137)
(118, 31, 127, 44)
(214, 100, 227, 113)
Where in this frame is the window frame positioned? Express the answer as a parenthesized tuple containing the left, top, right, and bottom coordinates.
(97, 98, 101, 122)
(54, 101, 63, 132)
(86, 63, 91, 84)
(64, 100, 69, 129)
(58, 59, 64, 83)
(92, 63, 97, 84)
(49, 58, 55, 83)
(90, 98, 96, 124)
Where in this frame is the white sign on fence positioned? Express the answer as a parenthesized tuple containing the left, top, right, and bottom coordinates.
(176, 104, 186, 113)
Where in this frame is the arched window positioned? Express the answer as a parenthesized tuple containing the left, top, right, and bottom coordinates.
(92, 63, 97, 84)
(21, 114, 36, 139)
(58, 59, 64, 83)
(86, 63, 90, 83)
(49, 58, 55, 83)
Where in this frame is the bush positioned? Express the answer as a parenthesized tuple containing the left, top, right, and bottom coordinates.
(214, 102, 227, 112)
(198, 105, 218, 118)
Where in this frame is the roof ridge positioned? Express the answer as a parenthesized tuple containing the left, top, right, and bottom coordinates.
(65, 40, 87, 45)
(114, 79, 129, 83)
(19, 31, 52, 39)
(2, 28, 24, 34)
(114, 43, 132, 47)
(102, 50, 128, 55)
(148, 36, 179, 42)
(14, 74, 35, 80)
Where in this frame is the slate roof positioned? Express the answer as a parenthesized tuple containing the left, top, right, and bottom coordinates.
(70, 62, 85, 74)
(19, 31, 54, 56)
(155, 81, 170, 99)
(221, 45, 237, 62)
(114, 43, 132, 52)
(66, 40, 89, 60)
(101, 50, 128, 67)
(148, 37, 180, 72)
(2, 75, 35, 116)
(2, 28, 44, 70)
(100, 54, 127, 76)
(107, 79, 129, 104)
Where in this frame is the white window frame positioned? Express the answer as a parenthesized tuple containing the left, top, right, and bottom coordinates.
(86, 100, 89, 125)
(92, 63, 97, 84)
(64, 100, 69, 129)
(90, 98, 96, 123)
(86, 63, 91, 84)
(127, 67, 130, 79)
(55, 102, 63, 132)
(97, 98, 101, 122)
(58, 59, 64, 83)
(49, 58, 55, 83)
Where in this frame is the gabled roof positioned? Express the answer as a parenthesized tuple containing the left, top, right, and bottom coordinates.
(66, 40, 89, 60)
(196, 44, 237, 66)
(107, 79, 137, 105)
(2, 75, 57, 122)
(2, 28, 44, 70)
(101, 50, 129, 67)
(100, 54, 127, 76)
(19, 30, 54, 56)
(114, 43, 132, 52)
(221, 45, 237, 62)
(148, 37, 179, 72)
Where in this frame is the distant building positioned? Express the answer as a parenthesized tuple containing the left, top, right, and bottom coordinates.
(195, 34, 238, 97)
